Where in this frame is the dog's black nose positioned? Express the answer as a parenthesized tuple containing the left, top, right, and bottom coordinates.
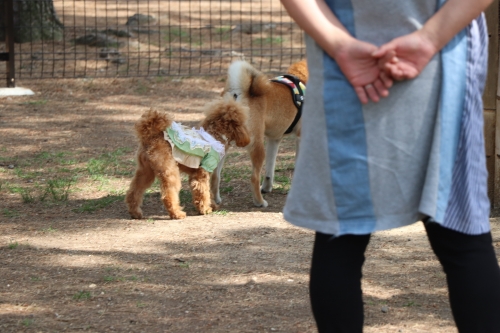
(233, 94, 238, 100)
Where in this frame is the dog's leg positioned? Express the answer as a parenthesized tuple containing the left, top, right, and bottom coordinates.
(249, 142, 268, 207)
(157, 165, 187, 220)
(210, 154, 227, 204)
(125, 152, 156, 219)
(261, 138, 282, 193)
(189, 168, 213, 215)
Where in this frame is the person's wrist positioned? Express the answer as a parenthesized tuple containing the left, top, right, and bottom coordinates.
(327, 33, 356, 61)
(418, 26, 443, 54)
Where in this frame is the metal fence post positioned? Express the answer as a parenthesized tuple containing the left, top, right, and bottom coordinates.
(5, 0, 16, 87)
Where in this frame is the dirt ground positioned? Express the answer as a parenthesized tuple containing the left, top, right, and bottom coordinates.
(1, 76, 500, 333)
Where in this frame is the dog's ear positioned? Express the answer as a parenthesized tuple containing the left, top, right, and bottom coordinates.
(233, 124, 251, 147)
(202, 100, 250, 147)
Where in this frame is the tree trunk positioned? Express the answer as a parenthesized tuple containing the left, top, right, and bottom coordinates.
(0, 0, 64, 43)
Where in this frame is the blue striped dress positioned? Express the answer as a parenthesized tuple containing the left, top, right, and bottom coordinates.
(283, 0, 491, 236)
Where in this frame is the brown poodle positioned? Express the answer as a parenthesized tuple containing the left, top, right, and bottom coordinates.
(125, 100, 251, 220)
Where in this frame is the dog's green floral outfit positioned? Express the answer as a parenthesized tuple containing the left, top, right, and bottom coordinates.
(164, 122, 225, 172)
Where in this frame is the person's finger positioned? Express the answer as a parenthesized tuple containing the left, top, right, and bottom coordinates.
(373, 79, 389, 98)
(377, 50, 397, 69)
(379, 72, 393, 89)
(354, 86, 369, 104)
(383, 63, 406, 81)
(364, 83, 380, 103)
(372, 43, 392, 58)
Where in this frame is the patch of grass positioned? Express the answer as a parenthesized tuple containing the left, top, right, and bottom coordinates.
(14, 168, 38, 179)
(30, 276, 41, 282)
(35, 151, 76, 165)
(86, 148, 132, 179)
(3, 208, 20, 218)
(211, 210, 229, 216)
(214, 26, 232, 34)
(273, 174, 292, 194)
(253, 37, 283, 45)
(178, 262, 190, 268)
(222, 165, 250, 183)
(20, 318, 34, 327)
(276, 161, 295, 172)
(163, 27, 191, 43)
(135, 81, 148, 94)
(19, 187, 36, 203)
(221, 186, 233, 194)
(103, 276, 115, 282)
(136, 302, 146, 308)
(104, 275, 124, 282)
(104, 275, 128, 283)
(23, 99, 48, 105)
(8, 241, 19, 249)
(41, 226, 57, 233)
(41, 177, 76, 201)
(74, 194, 124, 213)
(179, 189, 192, 205)
(6, 184, 24, 194)
(171, 27, 189, 38)
(73, 291, 92, 300)
(403, 301, 419, 307)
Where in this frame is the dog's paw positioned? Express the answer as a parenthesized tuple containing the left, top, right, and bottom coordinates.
(211, 201, 220, 211)
(214, 196, 222, 205)
(253, 199, 269, 208)
(129, 211, 144, 219)
(260, 187, 273, 194)
(200, 207, 213, 215)
(170, 211, 187, 219)
(260, 182, 273, 193)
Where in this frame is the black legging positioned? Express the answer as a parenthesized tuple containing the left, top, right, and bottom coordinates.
(309, 222, 500, 333)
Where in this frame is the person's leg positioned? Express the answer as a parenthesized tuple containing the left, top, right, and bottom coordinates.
(309, 232, 371, 333)
(424, 222, 500, 333)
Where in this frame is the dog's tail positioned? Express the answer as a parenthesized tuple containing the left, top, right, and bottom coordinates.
(134, 109, 173, 146)
(287, 59, 308, 84)
(223, 60, 270, 101)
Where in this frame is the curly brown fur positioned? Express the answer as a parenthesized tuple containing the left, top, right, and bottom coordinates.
(202, 99, 251, 148)
(125, 104, 250, 220)
(212, 60, 308, 208)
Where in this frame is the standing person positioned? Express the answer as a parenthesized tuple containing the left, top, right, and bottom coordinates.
(279, 0, 500, 332)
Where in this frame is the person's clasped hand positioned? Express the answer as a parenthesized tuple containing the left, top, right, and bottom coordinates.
(341, 30, 438, 105)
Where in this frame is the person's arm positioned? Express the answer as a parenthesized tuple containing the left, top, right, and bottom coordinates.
(422, 0, 493, 51)
(280, 0, 392, 104)
(375, 0, 494, 80)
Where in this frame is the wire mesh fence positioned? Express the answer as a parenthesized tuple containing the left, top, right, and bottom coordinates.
(0, 0, 306, 84)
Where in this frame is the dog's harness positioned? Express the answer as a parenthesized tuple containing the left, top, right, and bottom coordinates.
(270, 74, 306, 134)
